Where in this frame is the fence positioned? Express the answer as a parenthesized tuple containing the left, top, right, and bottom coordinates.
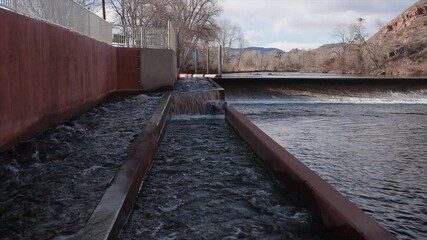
(113, 21, 177, 53)
(0, 0, 112, 44)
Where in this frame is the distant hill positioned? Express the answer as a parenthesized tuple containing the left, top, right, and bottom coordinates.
(229, 47, 284, 53)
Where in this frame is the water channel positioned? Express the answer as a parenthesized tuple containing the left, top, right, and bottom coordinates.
(119, 117, 329, 240)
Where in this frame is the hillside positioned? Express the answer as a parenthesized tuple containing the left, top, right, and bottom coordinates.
(368, 0, 427, 75)
(228, 47, 284, 54)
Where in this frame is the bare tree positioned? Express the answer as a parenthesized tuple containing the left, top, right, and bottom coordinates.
(333, 23, 352, 72)
(107, 0, 221, 71)
(166, 0, 221, 71)
(235, 33, 247, 70)
(108, 0, 162, 30)
(334, 18, 369, 73)
(217, 19, 241, 64)
(75, 0, 102, 11)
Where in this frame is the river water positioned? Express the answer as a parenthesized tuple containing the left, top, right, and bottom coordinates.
(222, 76, 427, 240)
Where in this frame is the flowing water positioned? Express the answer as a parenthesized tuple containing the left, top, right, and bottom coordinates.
(222, 78, 427, 240)
(120, 78, 329, 239)
(0, 94, 162, 239)
(119, 117, 329, 240)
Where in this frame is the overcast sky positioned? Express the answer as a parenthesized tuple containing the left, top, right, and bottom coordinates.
(220, 0, 418, 51)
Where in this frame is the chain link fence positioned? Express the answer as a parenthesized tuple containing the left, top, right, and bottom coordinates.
(113, 21, 177, 53)
(0, 0, 112, 44)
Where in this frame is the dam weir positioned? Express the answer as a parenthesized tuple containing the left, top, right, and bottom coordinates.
(0, 77, 396, 239)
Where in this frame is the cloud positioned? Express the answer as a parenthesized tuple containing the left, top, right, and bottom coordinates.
(220, 0, 418, 46)
(265, 41, 322, 52)
(244, 30, 264, 44)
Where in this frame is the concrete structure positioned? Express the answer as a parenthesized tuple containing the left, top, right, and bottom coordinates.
(0, 8, 177, 152)
(140, 48, 177, 91)
(225, 105, 396, 240)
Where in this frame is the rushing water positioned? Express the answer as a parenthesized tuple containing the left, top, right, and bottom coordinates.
(0, 94, 161, 239)
(224, 80, 427, 240)
(119, 117, 329, 240)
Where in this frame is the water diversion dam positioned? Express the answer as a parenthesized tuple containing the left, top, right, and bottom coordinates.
(1, 75, 425, 239)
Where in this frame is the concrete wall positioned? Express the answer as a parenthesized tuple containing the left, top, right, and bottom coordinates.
(0, 9, 117, 151)
(140, 48, 177, 91)
(225, 105, 396, 240)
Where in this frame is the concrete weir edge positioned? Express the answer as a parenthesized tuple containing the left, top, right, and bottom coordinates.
(71, 94, 172, 240)
(224, 105, 396, 240)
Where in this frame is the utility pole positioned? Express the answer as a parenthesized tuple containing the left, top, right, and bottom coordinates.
(102, 0, 106, 20)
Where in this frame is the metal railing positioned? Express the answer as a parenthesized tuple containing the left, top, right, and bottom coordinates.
(113, 21, 177, 53)
(0, 0, 112, 44)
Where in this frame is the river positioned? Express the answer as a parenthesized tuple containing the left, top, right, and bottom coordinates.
(220, 73, 427, 240)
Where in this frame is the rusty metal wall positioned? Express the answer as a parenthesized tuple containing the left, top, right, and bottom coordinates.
(0, 8, 118, 151)
(116, 48, 141, 90)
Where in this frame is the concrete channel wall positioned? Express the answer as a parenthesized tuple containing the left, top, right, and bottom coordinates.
(140, 48, 177, 91)
(225, 105, 396, 240)
(0, 9, 177, 152)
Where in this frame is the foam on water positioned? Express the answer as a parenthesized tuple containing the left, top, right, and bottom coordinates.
(229, 90, 427, 105)
(171, 114, 225, 121)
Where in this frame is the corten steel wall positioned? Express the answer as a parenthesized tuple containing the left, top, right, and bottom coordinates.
(140, 48, 177, 91)
(225, 105, 396, 240)
(0, 9, 117, 151)
(116, 48, 141, 90)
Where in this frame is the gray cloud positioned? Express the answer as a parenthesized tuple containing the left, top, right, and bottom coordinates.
(221, 0, 418, 49)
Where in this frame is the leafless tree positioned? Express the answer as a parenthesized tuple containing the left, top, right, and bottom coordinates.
(334, 18, 370, 73)
(235, 33, 247, 70)
(108, 0, 162, 31)
(166, 0, 221, 70)
(107, 0, 222, 71)
(75, 0, 102, 11)
(217, 19, 241, 63)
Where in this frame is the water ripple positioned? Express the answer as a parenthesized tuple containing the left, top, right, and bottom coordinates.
(119, 119, 330, 240)
(234, 100, 427, 240)
(0, 94, 162, 239)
